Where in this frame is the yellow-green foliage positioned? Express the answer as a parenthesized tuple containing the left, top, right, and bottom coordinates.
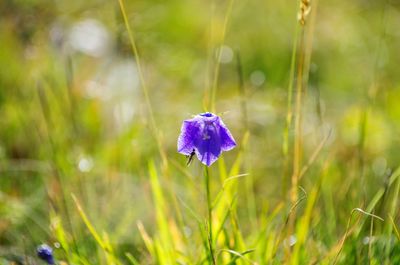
(0, 0, 399, 264)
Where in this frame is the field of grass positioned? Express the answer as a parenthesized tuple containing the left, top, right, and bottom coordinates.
(1, 0, 400, 264)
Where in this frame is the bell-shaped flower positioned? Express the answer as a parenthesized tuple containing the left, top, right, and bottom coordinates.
(177, 112, 236, 166)
(37, 244, 55, 265)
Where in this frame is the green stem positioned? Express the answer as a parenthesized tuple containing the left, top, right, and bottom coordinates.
(282, 18, 299, 199)
(204, 166, 216, 265)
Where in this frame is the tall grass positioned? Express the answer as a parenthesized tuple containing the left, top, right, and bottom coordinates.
(0, 0, 399, 264)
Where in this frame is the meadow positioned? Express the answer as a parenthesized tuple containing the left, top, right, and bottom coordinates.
(1, 0, 400, 264)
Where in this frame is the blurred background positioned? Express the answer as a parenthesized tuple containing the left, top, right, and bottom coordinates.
(1, 0, 400, 264)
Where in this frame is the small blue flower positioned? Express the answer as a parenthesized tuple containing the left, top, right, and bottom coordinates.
(37, 244, 55, 265)
(178, 112, 236, 166)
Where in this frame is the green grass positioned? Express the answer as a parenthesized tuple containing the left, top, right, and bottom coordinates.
(1, 0, 400, 264)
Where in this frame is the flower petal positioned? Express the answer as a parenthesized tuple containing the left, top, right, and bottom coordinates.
(195, 123, 222, 166)
(177, 120, 200, 155)
(218, 120, 236, 151)
(177, 112, 236, 166)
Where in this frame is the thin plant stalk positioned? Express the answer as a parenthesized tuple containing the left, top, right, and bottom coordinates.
(286, 0, 315, 261)
(291, 23, 306, 212)
(285, 24, 306, 262)
(209, 0, 235, 112)
(333, 208, 384, 265)
(204, 166, 216, 265)
(368, 213, 374, 264)
(37, 85, 80, 261)
(282, 13, 300, 199)
(117, 1, 190, 247)
(117, 0, 167, 168)
(291, 0, 316, 203)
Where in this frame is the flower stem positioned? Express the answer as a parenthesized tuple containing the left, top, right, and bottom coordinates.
(204, 166, 216, 265)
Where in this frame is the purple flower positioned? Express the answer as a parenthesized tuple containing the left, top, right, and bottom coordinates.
(177, 112, 236, 166)
(36, 244, 55, 265)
